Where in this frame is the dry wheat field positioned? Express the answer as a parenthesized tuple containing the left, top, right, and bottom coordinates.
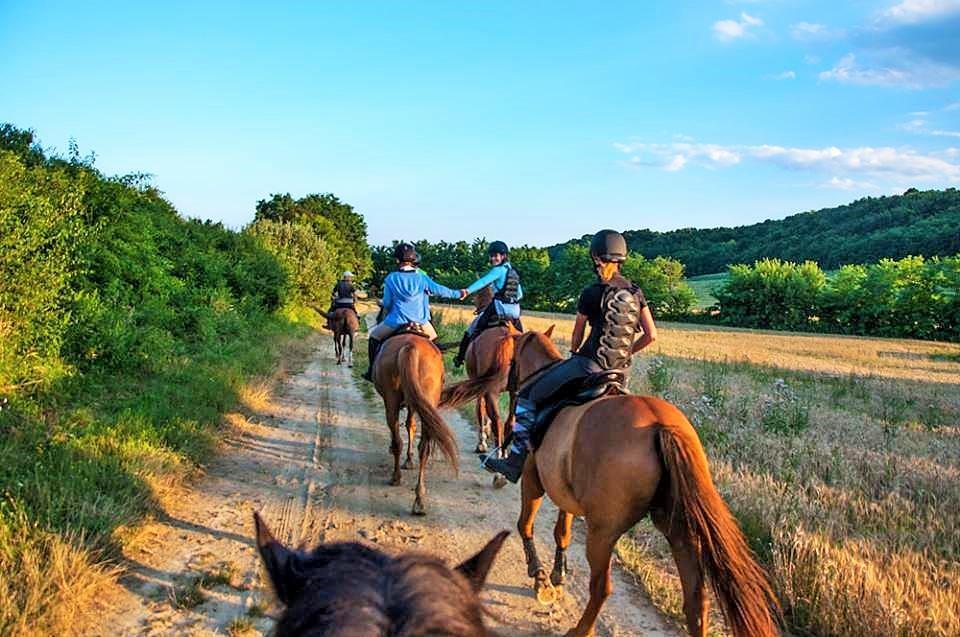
(435, 304, 960, 637)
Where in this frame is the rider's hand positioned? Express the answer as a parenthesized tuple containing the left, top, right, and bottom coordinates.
(459, 289, 469, 300)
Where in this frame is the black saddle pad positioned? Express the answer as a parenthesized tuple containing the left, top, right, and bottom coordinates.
(529, 371, 628, 448)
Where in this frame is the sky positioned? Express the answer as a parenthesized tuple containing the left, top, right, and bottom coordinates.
(1, 0, 959, 246)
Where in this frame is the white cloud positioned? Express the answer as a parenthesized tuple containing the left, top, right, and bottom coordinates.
(790, 22, 844, 40)
(818, 52, 960, 88)
(769, 70, 797, 80)
(931, 129, 960, 138)
(945, 101, 960, 111)
(713, 12, 764, 41)
(616, 139, 960, 185)
(804, 54, 821, 65)
(825, 176, 878, 189)
(879, 0, 960, 25)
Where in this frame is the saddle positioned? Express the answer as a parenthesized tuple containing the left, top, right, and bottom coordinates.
(529, 370, 628, 448)
(387, 323, 431, 340)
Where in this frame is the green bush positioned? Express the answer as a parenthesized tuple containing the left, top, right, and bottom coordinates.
(714, 259, 826, 331)
(245, 219, 337, 305)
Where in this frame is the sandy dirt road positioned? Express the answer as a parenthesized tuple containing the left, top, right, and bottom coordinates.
(93, 333, 679, 637)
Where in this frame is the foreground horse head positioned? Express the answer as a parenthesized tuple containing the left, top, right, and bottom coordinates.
(510, 329, 781, 637)
(374, 334, 459, 515)
(254, 512, 509, 637)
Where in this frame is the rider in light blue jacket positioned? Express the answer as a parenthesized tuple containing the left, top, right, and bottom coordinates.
(453, 240, 523, 367)
(363, 242, 462, 381)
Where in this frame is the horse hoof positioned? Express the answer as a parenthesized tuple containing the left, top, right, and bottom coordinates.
(390, 474, 402, 486)
(534, 579, 557, 605)
(411, 501, 427, 516)
(402, 459, 414, 470)
(475, 443, 487, 454)
(492, 474, 508, 489)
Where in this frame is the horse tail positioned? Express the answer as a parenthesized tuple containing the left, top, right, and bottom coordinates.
(649, 397, 781, 637)
(439, 336, 514, 409)
(398, 344, 459, 473)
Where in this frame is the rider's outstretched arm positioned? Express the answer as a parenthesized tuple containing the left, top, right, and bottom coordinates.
(464, 265, 505, 296)
(421, 272, 462, 300)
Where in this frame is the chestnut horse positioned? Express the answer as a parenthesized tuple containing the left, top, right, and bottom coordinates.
(254, 512, 509, 637)
(329, 307, 359, 366)
(373, 333, 459, 515)
(443, 329, 781, 637)
(464, 285, 520, 456)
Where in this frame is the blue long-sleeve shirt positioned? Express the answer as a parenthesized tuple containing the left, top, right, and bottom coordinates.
(465, 263, 524, 301)
(381, 268, 461, 327)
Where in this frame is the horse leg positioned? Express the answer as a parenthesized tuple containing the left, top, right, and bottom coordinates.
(403, 408, 416, 470)
(518, 463, 554, 604)
(474, 396, 488, 454)
(652, 507, 708, 637)
(347, 332, 354, 367)
(551, 510, 573, 587)
(484, 391, 504, 458)
(504, 390, 517, 445)
(412, 429, 430, 516)
(385, 397, 403, 486)
(566, 526, 617, 637)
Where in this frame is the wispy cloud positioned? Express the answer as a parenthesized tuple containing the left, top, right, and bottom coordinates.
(878, 0, 960, 25)
(768, 70, 797, 80)
(818, 52, 960, 88)
(713, 12, 763, 42)
(790, 21, 844, 40)
(615, 139, 960, 186)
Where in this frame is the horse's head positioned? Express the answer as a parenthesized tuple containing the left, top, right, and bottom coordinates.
(254, 512, 507, 636)
(511, 327, 562, 388)
(474, 285, 494, 311)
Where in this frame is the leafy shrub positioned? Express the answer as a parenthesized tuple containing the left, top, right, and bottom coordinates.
(245, 219, 337, 305)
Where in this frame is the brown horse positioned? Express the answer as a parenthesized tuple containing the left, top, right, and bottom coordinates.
(254, 512, 509, 637)
(461, 285, 520, 456)
(443, 329, 781, 637)
(329, 307, 359, 366)
(373, 333, 459, 515)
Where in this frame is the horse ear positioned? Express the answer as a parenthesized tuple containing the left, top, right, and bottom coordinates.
(456, 530, 509, 592)
(544, 324, 556, 339)
(254, 511, 302, 605)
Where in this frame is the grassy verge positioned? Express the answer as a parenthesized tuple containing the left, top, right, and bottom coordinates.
(0, 305, 320, 636)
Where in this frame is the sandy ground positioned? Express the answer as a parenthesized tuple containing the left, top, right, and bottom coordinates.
(91, 332, 680, 637)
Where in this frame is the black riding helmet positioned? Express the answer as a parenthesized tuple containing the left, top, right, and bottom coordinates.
(393, 241, 420, 265)
(488, 240, 509, 257)
(589, 230, 628, 263)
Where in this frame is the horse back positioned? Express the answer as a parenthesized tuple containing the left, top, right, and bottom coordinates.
(376, 335, 444, 395)
(535, 395, 664, 523)
(466, 325, 516, 381)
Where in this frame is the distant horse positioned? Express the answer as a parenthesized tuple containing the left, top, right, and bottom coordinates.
(254, 512, 509, 637)
(329, 307, 359, 366)
(373, 332, 459, 515)
(442, 329, 781, 637)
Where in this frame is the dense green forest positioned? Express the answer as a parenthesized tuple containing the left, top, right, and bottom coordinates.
(0, 124, 368, 633)
(549, 189, 960, 277)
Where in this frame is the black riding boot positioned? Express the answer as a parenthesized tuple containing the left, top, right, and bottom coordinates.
(362, 338, 381, 382)
(481, 398, 534, 483)
(453, 331, 471, 368)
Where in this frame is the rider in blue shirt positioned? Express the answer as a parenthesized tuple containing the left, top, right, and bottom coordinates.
(453, 241, 524, 368)
(363, 242, 463, 381)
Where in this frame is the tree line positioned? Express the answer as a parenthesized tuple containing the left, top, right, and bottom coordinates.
(711, 256, 960, 341)
(548, 188, 960, 277)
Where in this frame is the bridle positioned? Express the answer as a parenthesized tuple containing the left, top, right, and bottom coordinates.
(506, 335, 562, 393)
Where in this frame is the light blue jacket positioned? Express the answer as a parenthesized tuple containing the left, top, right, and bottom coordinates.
(381, 268, 460, 327)
(465, 263, 522, 318)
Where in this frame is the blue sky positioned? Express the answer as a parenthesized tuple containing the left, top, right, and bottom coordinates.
(2, 1, 958, 246)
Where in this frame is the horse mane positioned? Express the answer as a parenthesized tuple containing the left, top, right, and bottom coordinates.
(269, 541, 494, 637)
